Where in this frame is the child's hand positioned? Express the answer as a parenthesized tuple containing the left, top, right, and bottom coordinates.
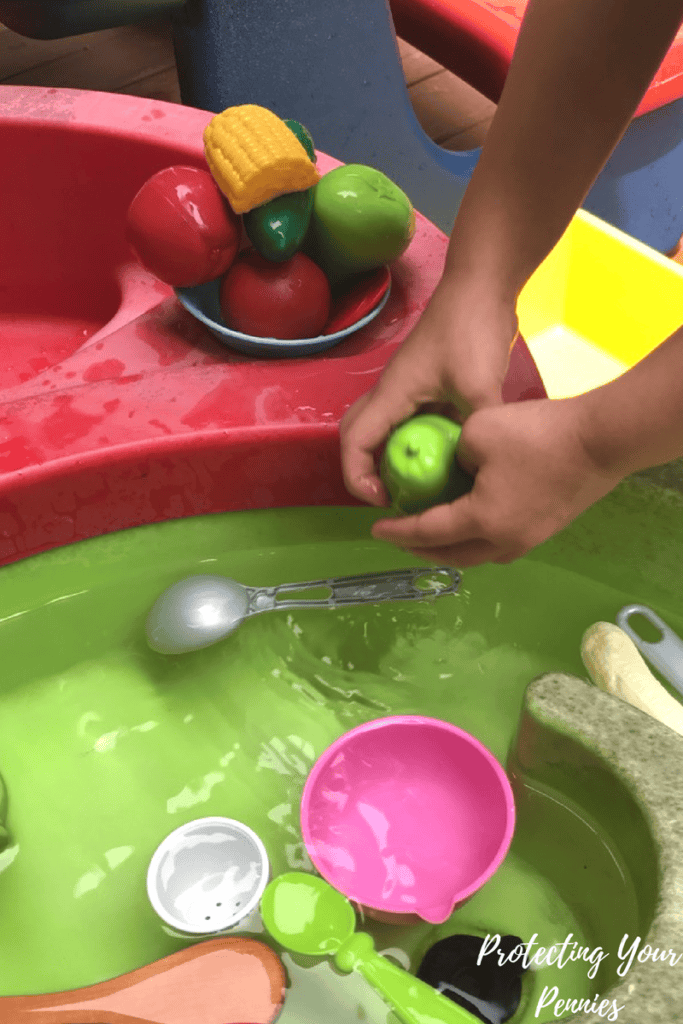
(339, 281, 519, 507)
(368, 396, 625, 567)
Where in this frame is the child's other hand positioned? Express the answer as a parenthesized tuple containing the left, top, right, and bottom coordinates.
(369, 396, 624, 567)
(339, 280, 519, 507)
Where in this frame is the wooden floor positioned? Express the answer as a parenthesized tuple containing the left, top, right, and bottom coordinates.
(0, 15, 496, 151)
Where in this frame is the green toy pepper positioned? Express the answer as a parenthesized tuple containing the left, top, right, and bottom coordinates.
(381, 414, 474, 516)
(244, 119, 316, 262)
(283, 119, 316, 163)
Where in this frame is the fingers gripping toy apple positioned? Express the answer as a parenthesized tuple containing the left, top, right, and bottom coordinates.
(381, 414, 474, 515)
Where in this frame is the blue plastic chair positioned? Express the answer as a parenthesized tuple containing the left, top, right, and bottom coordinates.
(579, 97, 683, 253)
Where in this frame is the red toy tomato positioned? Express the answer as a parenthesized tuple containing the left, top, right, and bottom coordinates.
(126, 165, 241, 287)
(220, 250, 331, 339)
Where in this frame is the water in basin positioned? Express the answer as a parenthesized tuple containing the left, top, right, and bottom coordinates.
(0, 484, 677, 1021)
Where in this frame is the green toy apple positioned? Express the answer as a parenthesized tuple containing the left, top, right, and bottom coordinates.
(305, 164, 415, 281)
(381, 414, 474, 516)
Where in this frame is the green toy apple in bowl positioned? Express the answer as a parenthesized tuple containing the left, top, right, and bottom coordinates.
(381, 414, 474, 516)
(306, 164, 415, 282)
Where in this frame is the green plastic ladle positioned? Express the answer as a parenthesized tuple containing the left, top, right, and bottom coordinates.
(260, 872, 479, 1024)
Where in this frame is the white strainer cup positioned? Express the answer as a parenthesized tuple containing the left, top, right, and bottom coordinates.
(146, 817, 270, 935)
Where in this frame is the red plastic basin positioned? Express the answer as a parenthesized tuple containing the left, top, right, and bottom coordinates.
(0, 86, 546, 566)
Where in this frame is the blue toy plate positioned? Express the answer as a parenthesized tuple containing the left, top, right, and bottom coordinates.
(175, 274, 391, 358)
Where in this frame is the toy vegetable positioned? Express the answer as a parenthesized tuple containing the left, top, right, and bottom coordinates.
(381, 414, 474, 515)
(282, 119, 316, 163)
(243, 120, 317, 262)
(203, 105, 319, 214)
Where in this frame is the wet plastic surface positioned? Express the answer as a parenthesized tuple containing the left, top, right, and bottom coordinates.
(0, 935, 286, 1023)
(517, 209, 683, 398)
(0, 86, 545, 567)
(300, 717, 515, 922)
(0, 70, 677, 1024)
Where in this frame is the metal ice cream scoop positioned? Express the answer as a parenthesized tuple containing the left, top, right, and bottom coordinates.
(145, 566, 460, 654)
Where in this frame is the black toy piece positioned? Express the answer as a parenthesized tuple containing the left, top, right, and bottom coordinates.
(417, 934, 527, 1024)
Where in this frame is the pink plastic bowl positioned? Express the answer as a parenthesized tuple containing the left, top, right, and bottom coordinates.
(300, 716, 515, 924)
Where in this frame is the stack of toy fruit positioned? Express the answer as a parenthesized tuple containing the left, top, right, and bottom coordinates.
(126, 104, 416, 340)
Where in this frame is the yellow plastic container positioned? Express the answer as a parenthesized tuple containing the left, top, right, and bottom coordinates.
(518, 209, 683, 398)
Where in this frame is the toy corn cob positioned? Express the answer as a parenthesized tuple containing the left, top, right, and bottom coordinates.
(204, 104, 320, 214)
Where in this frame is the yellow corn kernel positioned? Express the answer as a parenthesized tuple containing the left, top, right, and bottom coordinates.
(204, 104, 319, 214)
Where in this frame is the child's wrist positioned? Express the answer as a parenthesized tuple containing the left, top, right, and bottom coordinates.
(440, 249, 524, 311)
(573, 386, 641, 479)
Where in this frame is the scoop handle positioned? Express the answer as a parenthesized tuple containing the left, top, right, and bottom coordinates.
(616, 604, 683, 695)
(0, 937, 286, 1024)
(334, 933, 480, 1024)
(247, 567, 461, 613)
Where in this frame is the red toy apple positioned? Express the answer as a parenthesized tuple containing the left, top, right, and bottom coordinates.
(220, 250, 331, 339)
(126, 165, 241, 287)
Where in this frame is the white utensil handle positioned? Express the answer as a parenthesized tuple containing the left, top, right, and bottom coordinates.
(248, 567, 460, 613)
(616, 604, 683, 696)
